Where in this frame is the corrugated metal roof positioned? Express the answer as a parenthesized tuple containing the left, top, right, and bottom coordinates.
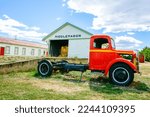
(0, 37, 48, 49)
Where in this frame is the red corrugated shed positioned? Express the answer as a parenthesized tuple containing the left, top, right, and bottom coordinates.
(0, 37, 48, 49)
(139, 54, 145, 63)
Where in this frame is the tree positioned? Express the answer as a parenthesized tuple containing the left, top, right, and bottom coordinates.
(139, 47, 150, 62)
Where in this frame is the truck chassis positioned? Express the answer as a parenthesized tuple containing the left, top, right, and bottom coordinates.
(38, 59, 88, 80)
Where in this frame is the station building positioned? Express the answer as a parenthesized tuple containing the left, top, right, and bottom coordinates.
(43, 22, 93, 58)
(0, 37, 48, 56)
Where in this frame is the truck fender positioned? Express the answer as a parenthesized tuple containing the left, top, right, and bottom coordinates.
(104, 58, 136, 76)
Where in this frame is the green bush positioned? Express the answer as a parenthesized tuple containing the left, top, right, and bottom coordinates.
(140, 47, 150, 62)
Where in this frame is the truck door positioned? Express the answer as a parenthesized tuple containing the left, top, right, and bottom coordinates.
(89, 37, 114, 71)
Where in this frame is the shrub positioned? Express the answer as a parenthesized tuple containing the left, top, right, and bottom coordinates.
(139, 47, 150, 62)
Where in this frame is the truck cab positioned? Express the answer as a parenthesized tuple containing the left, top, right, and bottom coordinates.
(89, 35, 139, 86)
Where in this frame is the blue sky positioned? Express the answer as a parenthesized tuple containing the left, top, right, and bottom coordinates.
(0, 0, 150, 50)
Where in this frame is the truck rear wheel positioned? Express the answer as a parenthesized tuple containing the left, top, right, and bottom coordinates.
(38, 60, 53, 77)
(109, 63, 134, 86)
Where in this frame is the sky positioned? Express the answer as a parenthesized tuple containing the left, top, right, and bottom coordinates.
(0, 0, 150, 50)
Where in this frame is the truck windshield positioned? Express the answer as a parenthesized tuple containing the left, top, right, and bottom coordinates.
(111, 38, 116, 49)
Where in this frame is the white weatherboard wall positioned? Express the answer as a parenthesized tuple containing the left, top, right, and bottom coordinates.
(44, 23, 92, 58)
(0, 43, 47, 56)
(48, 25, 91, 40)
(68, 39, 90, 58)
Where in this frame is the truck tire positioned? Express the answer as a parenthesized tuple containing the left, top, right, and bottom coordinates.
(38, 60, 53, 77)
(109, 63, 134, 86)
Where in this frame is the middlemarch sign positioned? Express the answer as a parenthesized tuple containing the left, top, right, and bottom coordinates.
(54, 34, 82, 39)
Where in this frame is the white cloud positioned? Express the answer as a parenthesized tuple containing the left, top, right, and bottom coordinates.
(66, 0, 150, 33)
(3, 14, 10, 19)
(30, 26, 40, 31)
(62, 3, 66, 7)
(56, 17, 62, 21)
(114, 36, 143, 50)
(127, 32, 135, 35)
(62, 0, 67, 7)
(0, 15, 47, 40)
(0, 14, 28, 28)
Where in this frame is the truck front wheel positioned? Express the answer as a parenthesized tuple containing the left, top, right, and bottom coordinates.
(38, 60, 53, 77)
(109, 64, 134, 86)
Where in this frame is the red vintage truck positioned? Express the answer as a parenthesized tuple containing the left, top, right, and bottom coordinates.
(37, 34, 140, 86)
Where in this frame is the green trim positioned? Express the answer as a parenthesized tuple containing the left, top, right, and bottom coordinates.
(42, 22, 93, 41)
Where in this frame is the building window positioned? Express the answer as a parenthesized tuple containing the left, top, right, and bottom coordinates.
(31, 49, 35, 55)
(22, 48, 26, 55)
(38, 49, 41, 56)
(5, 46, 10, 54)
(14, 47, 19, 55)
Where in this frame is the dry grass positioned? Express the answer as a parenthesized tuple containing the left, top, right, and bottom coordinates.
(139, 62, 150, 77)
(0, 60, 150, 100)
(0, 61, 37, 74)
(0, 56, 41, 64)
(30, 79, 87, 94)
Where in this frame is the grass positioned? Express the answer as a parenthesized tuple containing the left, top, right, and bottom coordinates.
(0, 62, 150, 100)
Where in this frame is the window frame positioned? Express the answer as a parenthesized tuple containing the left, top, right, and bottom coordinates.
(22, 48, 26, 55)
(14, 47, 19, 55)
(5, 46, 10, 54)
(111, 38, 116, 49)
(31, 49, 35, 56)
(38, 49, 41, 56)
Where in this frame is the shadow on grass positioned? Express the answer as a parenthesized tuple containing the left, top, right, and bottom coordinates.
(32, 72, 51, 79)
(89, 77, 123, 94)
(33, 71, 150, 93)
(63, 78, 86, 83)
(89, 77, 150, 94)
(33, 72, 39, 77)
(33, 71, 81, 81)
(130, 81, 150, 91)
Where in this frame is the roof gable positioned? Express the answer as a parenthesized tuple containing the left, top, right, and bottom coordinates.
(43, 22, 93, 41)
